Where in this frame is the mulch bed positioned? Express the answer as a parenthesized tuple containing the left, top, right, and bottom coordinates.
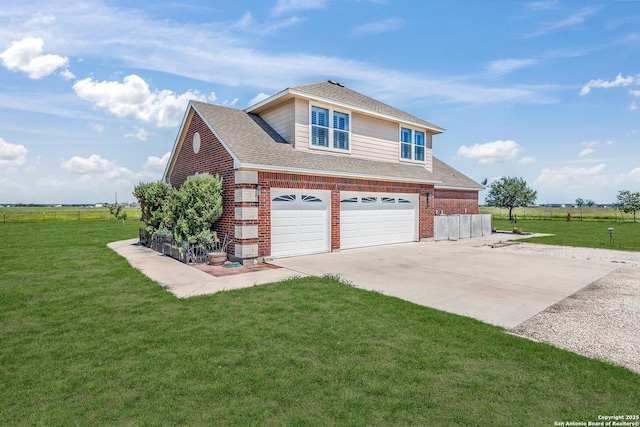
(193, 262, 281, 277)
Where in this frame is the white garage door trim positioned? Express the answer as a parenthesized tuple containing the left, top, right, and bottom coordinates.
(340, 191, 418, 250)
(270, 189, 330, 258)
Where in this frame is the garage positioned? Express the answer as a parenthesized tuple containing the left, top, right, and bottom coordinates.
(340, 192, 417, 249)
(270, 189, 330, 257)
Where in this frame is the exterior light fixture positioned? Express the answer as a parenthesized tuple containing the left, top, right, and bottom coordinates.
(256, 184, 262, 198)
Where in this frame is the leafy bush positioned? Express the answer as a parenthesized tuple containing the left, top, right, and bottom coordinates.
(134, 174, 223, 249)
(133, 181, 171, 232)
(166, 174, 223, 246)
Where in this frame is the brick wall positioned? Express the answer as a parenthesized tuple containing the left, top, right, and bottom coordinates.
(167, 112, 237, 254)
(434, 189, 479, 215)
(257, 171, 437, 256)
(166, 109, 479, 258)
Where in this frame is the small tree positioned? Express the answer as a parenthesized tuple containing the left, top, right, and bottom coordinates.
(108, 203, 127, 224)
(485, 176, 537, 221)
(616, 190, 640, 223)
(586, 199, 595, 208)
(575, 198, 584, 221)
(133, 181, 171, 231)
(166, 173, 223, 245)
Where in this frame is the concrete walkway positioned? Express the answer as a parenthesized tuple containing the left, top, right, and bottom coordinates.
(107, 239, 302, 298)
(270, 235, 617, 328)
(108, 235, 616, 328)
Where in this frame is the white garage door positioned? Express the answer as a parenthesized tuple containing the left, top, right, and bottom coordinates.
(340, 192, 417, 249)
(271, 189, 330, 258)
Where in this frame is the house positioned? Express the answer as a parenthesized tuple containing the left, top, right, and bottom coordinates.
(164, 80, 483, 264)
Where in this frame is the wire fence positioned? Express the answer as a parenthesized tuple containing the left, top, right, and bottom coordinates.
(0, 207, 141, 223)
(481, 207, 633, 222)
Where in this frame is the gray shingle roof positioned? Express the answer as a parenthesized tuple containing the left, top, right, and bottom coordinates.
(191, 101, 482, 190)
(290, 81, 444, 132)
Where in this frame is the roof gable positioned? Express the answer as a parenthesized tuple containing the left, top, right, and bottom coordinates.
(247, 80, 444, 133)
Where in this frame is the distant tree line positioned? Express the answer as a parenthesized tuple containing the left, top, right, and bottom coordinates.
(486, 176, 640, 223)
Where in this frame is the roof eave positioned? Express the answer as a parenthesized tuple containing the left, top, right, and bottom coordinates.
(237, 162, 442, 185)
(434, 184, 484, 191)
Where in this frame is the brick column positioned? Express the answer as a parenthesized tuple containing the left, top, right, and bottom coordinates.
(233, 170, 259, 264)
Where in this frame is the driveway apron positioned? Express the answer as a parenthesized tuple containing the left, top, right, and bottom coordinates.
(270, 240, 616, 328)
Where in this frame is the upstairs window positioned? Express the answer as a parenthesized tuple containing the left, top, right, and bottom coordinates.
(400, 127, 426, 162)
(311, 105, 350, 151)
(311, 106, 329, 147)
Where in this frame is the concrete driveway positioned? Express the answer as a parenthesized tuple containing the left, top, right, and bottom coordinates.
(270, 237, 617, 328)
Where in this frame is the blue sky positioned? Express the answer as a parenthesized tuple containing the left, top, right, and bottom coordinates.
(1, 0, 639, 205)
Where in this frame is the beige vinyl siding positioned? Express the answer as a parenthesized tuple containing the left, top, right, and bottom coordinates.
(285, 98, 434, 169)
(293, 98, 310, 150)
(425, 148, 433, 172)
(350, 113, 398, 162)
(260, 100, 295, 144)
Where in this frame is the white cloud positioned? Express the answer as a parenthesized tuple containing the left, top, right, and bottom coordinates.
(0, 138, 28, 166)
(582, 140, 598, 147)
(580, 73, 638, 96)
(628, 167, 640, 182)
(61, 154, 133, 180)
(73, 74, 210, 127)
(60, 69, 76, 80)
(232, 12, 302, 35)
(536, 163, 607, 187)
(89, 123, 105, 133)
(248, 92, 271, 106)
(0, 1, 561, 108)
(579, 147, 595, 157)
(457, 140, 522, 164)
(525, 6, 600, 38)
(125, 127, 150, 141)
(486, 59, 537, 76)
(519, 156, 536, 164)
(272, 0, 327, 15)
(27, 14, 56, 25)
(0, 37, 69, 79)
(631, 101, 638, 111)
(144, 152, 171, 170)
(525, 1, 558, 11)
(351, 18, 404, 37)
(631, 90, 640, 98)
(223, 98, 239, 107)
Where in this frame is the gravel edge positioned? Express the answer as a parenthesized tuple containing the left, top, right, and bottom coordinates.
(494, 242, 640, 374)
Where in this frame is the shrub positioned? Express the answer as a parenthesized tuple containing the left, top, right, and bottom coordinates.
(133, 181, 171, 232)
(166, 174, 223, 246)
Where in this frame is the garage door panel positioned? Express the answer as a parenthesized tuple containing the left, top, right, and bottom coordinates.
(271, 190, 329, 257)
(340, 193, 417, 250)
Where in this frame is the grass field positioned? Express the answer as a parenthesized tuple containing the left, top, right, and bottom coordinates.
(0, 206, 141, 223)
(480, 205, 630, 221)
(491, 218, 640, 251)
(1, 220, 638, 425)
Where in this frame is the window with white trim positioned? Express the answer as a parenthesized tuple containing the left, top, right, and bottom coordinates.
(400, 127, 426, 162)
(311, 105, 350, 151)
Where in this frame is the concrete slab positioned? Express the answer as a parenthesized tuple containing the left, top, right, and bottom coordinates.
(270, 237, 616, 328)
(107, 239, 302, 298)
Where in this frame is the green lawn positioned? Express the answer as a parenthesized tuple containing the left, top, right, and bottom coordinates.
(1, 221, 638, 425)
(492, 218, 640, 251)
